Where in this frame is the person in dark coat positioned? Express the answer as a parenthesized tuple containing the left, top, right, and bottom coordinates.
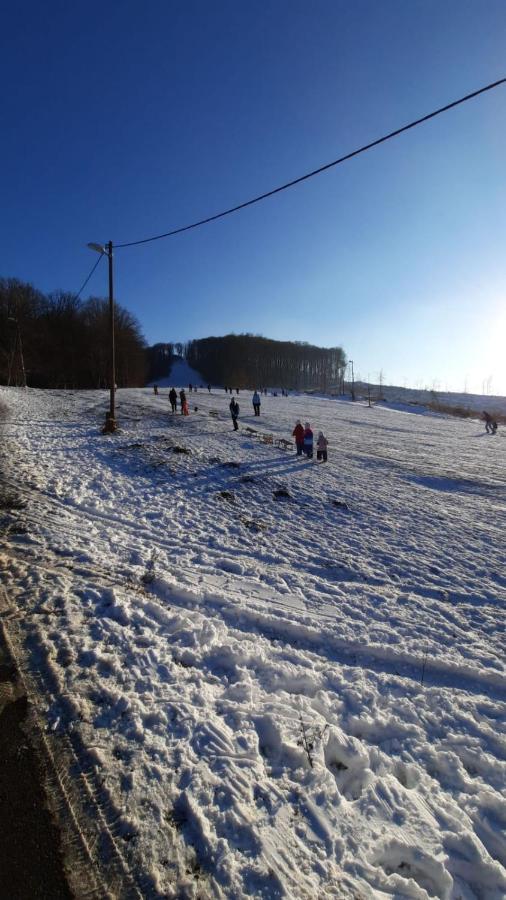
(252, 391, 261, 416)
(153, 384, 159, 395)
(230, 398, 239, 431)
(292, 420, 304, 455)
(169, 388, 177, 413)
(179, 389, 186, 414)
(483, 411, 498, 434)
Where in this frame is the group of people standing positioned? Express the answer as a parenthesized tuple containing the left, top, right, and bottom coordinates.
(162, 384, 330, 460)
(229, 396, 327, 461)
(292, 421, 328, 461)
(169, 387, 189, 415)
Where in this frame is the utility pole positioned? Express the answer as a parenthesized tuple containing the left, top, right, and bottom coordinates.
(106, 240, 116, 431)
(87, 241, 117, 432)
(349, 359, 355, 401)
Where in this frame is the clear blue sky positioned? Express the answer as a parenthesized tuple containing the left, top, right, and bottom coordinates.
(2, 0, 505, 393)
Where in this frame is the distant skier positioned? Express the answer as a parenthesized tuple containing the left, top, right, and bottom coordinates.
(252, 391, 261, 416)
(229, 398, 240, 431)
(207, 384, 211, 393)
(303, 423, 314, 459)
(316, 431, 328, 462)
(169, 387, 177, 413)
(292, 420, 304, 456)
(153, 384, 159, 396)
(483, 411, 498, 434)
(189, 383, 193, 392)
(179, 389, 186, 414)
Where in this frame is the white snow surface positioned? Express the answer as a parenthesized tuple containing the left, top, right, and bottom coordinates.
(150, 357, 207, 389)
(0, 385, 505, 899)
(370, 387, 506, 418)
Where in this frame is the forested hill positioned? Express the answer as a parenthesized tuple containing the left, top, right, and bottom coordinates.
(185, 334, 346, 390)
(1, 276, 345, 392)
(1, 277, 146, 388)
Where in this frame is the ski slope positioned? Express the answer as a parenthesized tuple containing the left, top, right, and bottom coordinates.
(149, 357, 206, 389)
(0, 385, 505, 899)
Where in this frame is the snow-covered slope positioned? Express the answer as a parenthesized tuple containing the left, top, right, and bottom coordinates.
(354, 384, 506, 417)
(1, 386, 505, 899)
(150, 356, 205, 389)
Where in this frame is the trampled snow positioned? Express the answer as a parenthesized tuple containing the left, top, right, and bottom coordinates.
(0, 385, 505, 899)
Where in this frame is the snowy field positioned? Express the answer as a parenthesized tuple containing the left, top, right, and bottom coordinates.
(0, 385, 505, 899)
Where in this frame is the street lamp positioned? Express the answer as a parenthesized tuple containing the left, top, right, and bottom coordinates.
(87, 240, 116, 432)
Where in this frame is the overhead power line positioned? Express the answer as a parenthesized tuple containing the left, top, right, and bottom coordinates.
(75, 252, 103, 299)
(116, 77, 505, 249)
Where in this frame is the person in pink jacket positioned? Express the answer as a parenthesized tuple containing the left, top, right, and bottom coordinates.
(316, 431, 328, 462)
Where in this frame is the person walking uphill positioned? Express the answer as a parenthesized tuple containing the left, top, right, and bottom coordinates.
(169, 388, 177, 413)
(252, 391, 261, 416)
(292, 420, 304, 456)
(230, 398, 240, 431)
(316, 431, 328, 462)
(303, 423, 314, 458)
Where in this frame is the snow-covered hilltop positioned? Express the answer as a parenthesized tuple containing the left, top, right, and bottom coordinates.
(149, 356, 206, 389)
(0, 386, 505, 898)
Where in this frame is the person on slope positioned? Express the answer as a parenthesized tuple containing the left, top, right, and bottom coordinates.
(292, 420, 304, 456)
(303, 423, 314, 459)
(252, 391, 261, 416)
(169, 388, 177, 413)
(182, 397, 189, 416)
(153, 384, 159, 395)
(316, 431, 328, 462)
(230, 397, 240, 431)
(179, 389, 186, 414)
(482, 411, 498, 434)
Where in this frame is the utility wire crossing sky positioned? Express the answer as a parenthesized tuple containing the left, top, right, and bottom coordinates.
(3, 1, 506, 394)
(113, 77, 506, 249)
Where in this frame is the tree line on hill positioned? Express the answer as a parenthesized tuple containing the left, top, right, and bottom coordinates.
(0, 278, 146, 388)
(1, 278, 346, 392)
(185, 334, 346, 391)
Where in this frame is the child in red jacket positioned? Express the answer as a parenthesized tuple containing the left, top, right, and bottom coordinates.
(292, 420, 304, 455)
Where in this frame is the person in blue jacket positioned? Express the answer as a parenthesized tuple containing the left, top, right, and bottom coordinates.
(252, 391, 261, 416)
(303, 423, 314, 458)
